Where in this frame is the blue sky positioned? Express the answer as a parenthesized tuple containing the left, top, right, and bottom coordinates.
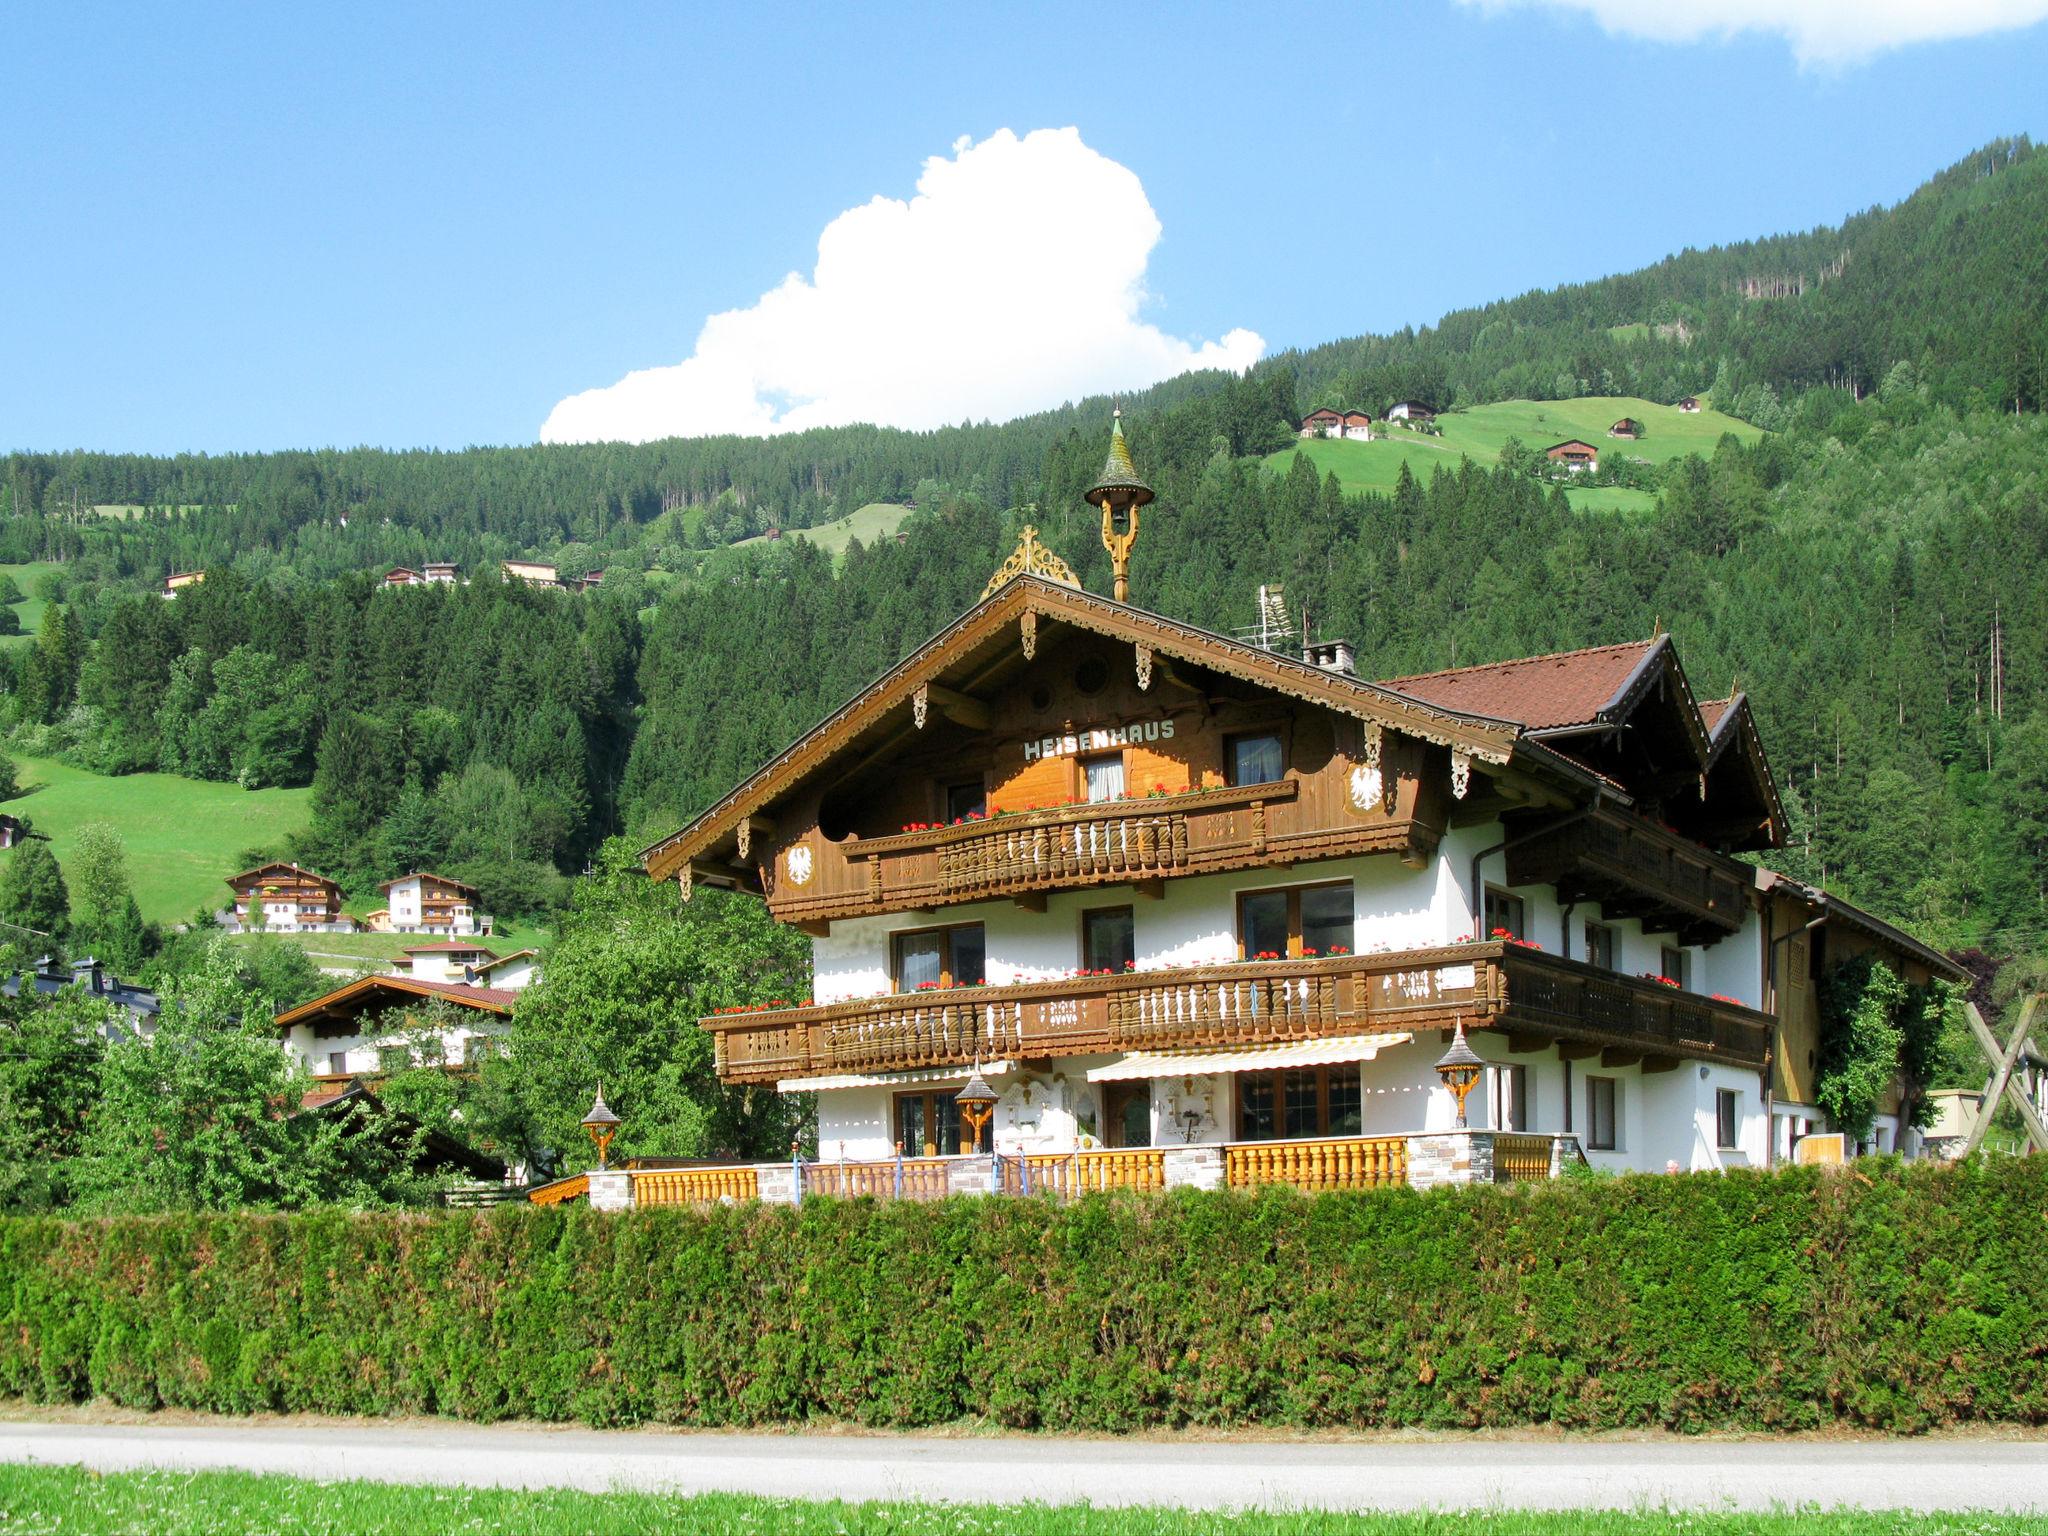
(4, 1, 2045, 454)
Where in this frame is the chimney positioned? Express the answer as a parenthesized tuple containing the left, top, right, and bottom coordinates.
(71, 956, 105, 994)
(1303, 638, 1356, 675)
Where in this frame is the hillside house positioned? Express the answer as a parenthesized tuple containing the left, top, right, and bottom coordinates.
(1608, 418, 1642, 439)
(1341, 410, 1373, 440)
(613, 414, 1965, 1214)
(473, 948, 541, 990)
(501, 559, 559, 587)
(162, 571, 204, 600)
(1545, 440, 1599, 472)
(1678, 396, 1702, 413)
(381, 871, 483, 935)
(0, 814, 20, 849)
(4, 954, 161, 1038)
(1300, 408, 1343, 439)
(276, 973, 518, 1080)
(384, 566, 423, 586)
(424, 561, 459, 583)
(568, 569, 606, 592)
(1385, 401, 1436, 423)
(389, 940, 503, 985)
(225, 862, 352, 933)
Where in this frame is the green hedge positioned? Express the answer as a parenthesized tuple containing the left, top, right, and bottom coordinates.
(2, 1160, 2043, 1432)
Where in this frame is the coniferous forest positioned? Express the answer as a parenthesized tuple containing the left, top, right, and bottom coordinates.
(0, 138, 2044, 966)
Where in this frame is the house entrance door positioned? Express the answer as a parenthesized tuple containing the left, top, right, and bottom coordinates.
(1104, 1082, 1152, 1148)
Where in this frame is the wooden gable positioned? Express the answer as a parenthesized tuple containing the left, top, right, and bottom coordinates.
(641, 577, 1560, 923)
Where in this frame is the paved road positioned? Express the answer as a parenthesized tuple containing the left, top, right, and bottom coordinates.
(0, 1420, 2042, 1512)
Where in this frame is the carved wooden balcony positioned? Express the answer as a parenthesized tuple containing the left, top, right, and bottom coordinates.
(763, 779, 1433, 925)
(704, 941, 1775, 1084)
(1505, 806, 1752, 943)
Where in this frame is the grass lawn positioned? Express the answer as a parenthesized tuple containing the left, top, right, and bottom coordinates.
(228, 921, 549, 967)
(1265, 396, 1760, 503)
(737, 501, 913, 561)
(0, 1466, 2025, 1536)
(0, 561, 66, 648)
(1, 753, 312, 926)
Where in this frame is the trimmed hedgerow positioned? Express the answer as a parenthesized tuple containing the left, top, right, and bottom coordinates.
(0, 1159, 2041, 1432)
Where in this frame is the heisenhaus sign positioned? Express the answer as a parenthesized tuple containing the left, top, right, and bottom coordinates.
(1023, 718, 1176, 763)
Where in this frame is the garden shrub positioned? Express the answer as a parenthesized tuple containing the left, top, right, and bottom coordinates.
(0, 1159, 2040, 1432)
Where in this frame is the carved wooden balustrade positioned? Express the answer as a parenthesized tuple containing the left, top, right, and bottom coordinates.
(710, 946, 1503, 1085)
(1507, 806, 1751, 942)
(1226, 1135, 1407, 1191)
(633, 1166, 761, 1205)
(1490, 1134, 1557, 1182)
(765, 780, 1441, 924)
(1002, 1148, 1167, 1196)
(708, 942, 1777, 1083)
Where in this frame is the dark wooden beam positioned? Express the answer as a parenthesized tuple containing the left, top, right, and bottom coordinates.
(1132, 878, 1165, 901)
(1012, 893, 1047, 914)
(1599, 1048, 1643, 1069)
(928, 684, 991, 730)
(794, 919, 832, 938)
(1638, 1055, 1682, 1074)
(1556, 1041, 1604, 1061)
(1506, 1032, 1550, 1055)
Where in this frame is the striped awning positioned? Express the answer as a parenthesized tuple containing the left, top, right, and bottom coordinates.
(1085, 1032, 1413, 1083)
(777, 1060, 1015, 1095)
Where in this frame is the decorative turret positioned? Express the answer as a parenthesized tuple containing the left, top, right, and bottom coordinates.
(1088, 407, 1153, 604)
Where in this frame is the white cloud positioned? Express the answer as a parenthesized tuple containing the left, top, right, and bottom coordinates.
(539, 127, 1263, 444)
(1459, 0, 2048, 66)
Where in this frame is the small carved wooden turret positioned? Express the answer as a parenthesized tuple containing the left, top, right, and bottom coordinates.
(1087, 407, 1154, 604)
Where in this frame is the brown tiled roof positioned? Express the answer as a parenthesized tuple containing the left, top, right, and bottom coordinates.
(1699, 696, 1735, 735)
(1376, 640, 1659, 733)
(274, 975, 518, 1031)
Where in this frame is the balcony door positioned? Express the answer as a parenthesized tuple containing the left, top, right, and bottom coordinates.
(1103, 1081, 1151, 1147)
(893, 924, 986, 992)
(895, 1090, 965, 1157)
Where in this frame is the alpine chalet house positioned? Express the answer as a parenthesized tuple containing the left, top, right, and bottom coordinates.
(225, 862, 352, 933)
(640, 414, 1956, 1198)
(381, 870, 484, 935)
(275, 942, 538, 1080)
(1544, 439, 1600, 472)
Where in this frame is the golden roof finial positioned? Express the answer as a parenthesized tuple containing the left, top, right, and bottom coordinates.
(982, 525, 1079, 599)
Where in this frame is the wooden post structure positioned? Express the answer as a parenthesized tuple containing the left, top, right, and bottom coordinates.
(1959, 997, 2048, 1157)
(1087, 407, 1153, 606)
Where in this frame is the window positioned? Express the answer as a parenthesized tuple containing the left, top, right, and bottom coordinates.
(1081, 753, 1126, 804)
(1586, 1076, 1618, 1150)
(1583, 922, 1617, 970)
(894, 1090, 965, 1156)
(1484, 886, 1526, 941)
(1104, 1082, 1151, 1148)
(892, 924, 986, 992)
(1494, 1064, 1529, 1132)
(1716, 1088, 1740, 1150)
(1226, 731, 1284, 787)
(1808, 927, 1827, 982)
(1082, 906, 1134, 973)
(327, 1051, 349, 1077)
(1661, 945, 1691, 989)
(1236, 881, 1353, 959)
(1236, 1064, 1362, 1140)
(944, 780, 986, 822)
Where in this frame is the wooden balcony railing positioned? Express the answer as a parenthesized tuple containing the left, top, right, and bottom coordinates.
(708, 941, 1775, 1083)
(1507, 807, 1750, 942)
(1500, 949, 1773, 1068)
(527, 1173, 587, 1206)
(1491, 1133, 1556, 1182)
(634, 1166, 760, 1205)
(711, 946, 1501, 1084)
(1002, 1148, 1167, 1196)
(765, 780, 1431, 924)
(1226, 1135, 1407, 1191)
(804, 1158, 949, 1200)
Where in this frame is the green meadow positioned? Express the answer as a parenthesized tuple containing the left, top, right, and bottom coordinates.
(1266, 396, 1758, 508)
(0, 1466, 2024, 1536)
(737, 500, 912, 559)
(0, 561, 67, 647)
(230, 921, 548, 967)
(1, 752, 312, 925)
